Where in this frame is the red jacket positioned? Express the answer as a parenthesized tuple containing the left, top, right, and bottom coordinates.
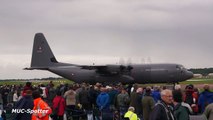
(52, 96, 66, 116)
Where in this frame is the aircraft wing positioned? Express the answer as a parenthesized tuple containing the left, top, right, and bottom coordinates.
(80, 65, 132, 76)
(80, 65, 134, 83)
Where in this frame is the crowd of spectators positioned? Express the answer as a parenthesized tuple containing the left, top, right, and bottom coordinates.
(0, 81, 212, 120)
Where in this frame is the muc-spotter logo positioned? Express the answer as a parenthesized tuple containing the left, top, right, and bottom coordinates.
(11, 109, 48, 114)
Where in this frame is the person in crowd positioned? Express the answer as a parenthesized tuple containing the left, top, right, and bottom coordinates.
(1, 86, 9, 108)
(39, 84, 48, 100)
(96, 87, 110, 110)
(13, 90, 19, 106)
(89, 85, 100, 107)
(79, 85, 93, 120)
(174, 85, 181, 90)
(151, 86, 161, 103)
(60, 83, 69, 96)
(52, 91, 66, 120)
(184, 84, 199, 114)
(23, 82, 33, 96)
(130, 87, 143, 119)
(136, 87, 143, 118)
(7, 90, 14, 106)
(117, 87, 130, 119)
(96, 87, 110, 120)
(10, 90, 34, 120)
(142, 86, 155, 120)
(18, 90, 23, 101)
(48, 81, 54, 88)
(32, 90, 52, 120)
(89, 85, 100, 120)
(107, 85, 119, 110)
(150, 89, 175, 120)
(204, 103, 213, 120)
(124, 106, 138, 120)
(64, 85, 77, 119)
(198, 84, 213, 113)
(75, 83, 84, 105)
(130, 84, 138, 93)
(173, 90, 190, 120)
(0, 93, 3, 110)
(47, 83, 56, 107)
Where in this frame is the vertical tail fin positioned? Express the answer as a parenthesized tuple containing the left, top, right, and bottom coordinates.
(30, 33, 58, 68)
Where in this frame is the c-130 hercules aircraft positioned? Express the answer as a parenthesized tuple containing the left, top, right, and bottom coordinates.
(25, 33, 193, 84)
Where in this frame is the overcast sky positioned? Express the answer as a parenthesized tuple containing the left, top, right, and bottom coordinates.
(0, 0, 213, 79)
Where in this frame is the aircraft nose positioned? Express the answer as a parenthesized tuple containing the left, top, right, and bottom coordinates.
(185, 71, 193, 79)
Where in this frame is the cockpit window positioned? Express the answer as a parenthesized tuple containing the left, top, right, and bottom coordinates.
(180, 65, 186, 70)
(176, 65, 186, 70)
(176, 65, 180, 70)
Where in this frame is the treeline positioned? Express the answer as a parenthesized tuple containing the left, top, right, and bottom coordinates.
(189, 68, 213, 76)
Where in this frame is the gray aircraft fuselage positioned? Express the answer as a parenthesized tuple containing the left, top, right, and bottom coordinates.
(47, 63, 193, 84)
(25, 33, 193, 84)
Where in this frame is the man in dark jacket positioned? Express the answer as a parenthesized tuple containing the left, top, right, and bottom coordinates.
(79, 85, 92, 120)
(142, 87, 155, 120)
(117, 88, 130, 119)
(10, 90, 34, 120)
(150, 89, 175, 120)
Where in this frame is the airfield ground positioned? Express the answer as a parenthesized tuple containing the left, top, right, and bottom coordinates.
(0, 78, 212, 91)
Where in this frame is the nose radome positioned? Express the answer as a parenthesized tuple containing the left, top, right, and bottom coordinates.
(186, 71, 193, 79)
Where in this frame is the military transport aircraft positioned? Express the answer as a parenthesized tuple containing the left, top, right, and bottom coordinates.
(25, 33, 193, 84)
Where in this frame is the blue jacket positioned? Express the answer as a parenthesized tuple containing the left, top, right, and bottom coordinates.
(198, 90, 213, 112)
(152, 91, 161, 103)
(96, 92, 110, 110)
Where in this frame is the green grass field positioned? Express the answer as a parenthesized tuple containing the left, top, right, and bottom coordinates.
(0, 78, 212, 92)
(181, 78, 213, 84)
(0, 78, 212, 86)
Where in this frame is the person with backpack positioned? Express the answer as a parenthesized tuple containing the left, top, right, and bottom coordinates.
(150, 89, 175, 120)
(52, 91, 66, 120)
